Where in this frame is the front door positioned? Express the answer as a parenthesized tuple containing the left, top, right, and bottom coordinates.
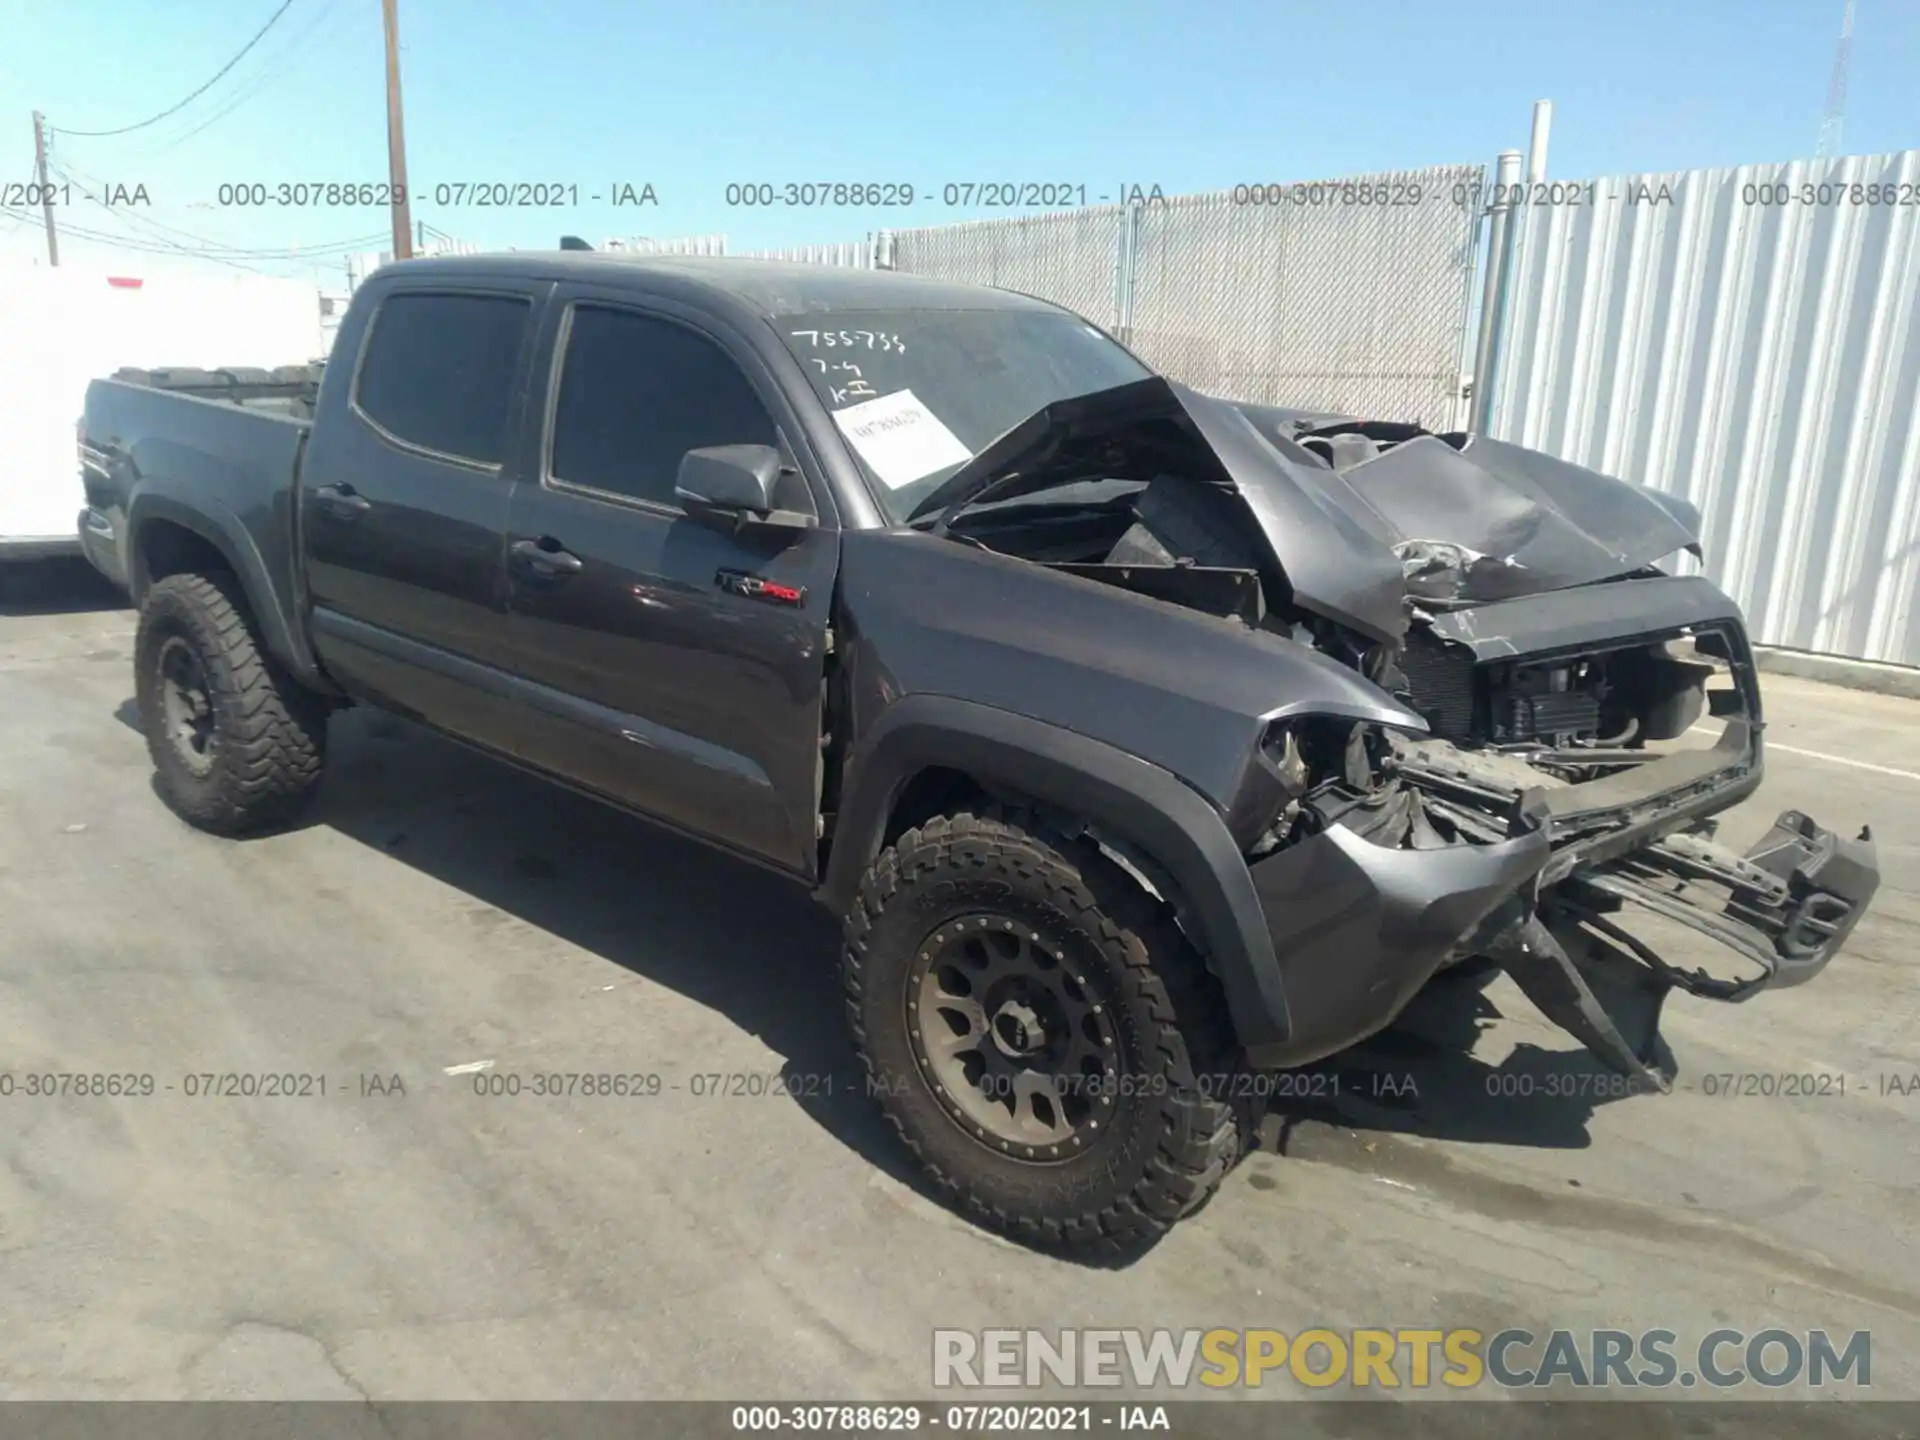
(502, 295, 837, 877)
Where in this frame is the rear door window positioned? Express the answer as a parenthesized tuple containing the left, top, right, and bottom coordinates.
(354, 291, 531, 466)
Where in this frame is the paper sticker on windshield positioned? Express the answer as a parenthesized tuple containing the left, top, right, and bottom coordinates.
(831, 389, 972, 490)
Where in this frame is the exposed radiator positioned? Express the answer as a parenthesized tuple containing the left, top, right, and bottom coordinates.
(1399, 632, 1477, 740)
(1507, 691, 1601, 743)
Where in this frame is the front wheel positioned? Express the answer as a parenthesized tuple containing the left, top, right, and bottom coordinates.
(134, 571, 327, 835)
(843, 808, 1244, 1251)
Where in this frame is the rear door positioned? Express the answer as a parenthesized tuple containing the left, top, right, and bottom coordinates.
(501, 289, 839, 877)
(301, 282, 544, 751)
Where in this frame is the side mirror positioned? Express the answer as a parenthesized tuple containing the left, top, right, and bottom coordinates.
(675, 445, 815, 530)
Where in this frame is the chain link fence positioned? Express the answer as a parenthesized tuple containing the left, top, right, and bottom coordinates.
(732, 240, 877, 267)
(1124, 167, 1484, 425)
(870, 167, 1483, 425)
(602, 234, 729, 256)
(884, 206, 1131, 328)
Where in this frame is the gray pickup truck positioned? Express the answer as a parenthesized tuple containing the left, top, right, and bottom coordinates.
(79, 252, 1879, 1251)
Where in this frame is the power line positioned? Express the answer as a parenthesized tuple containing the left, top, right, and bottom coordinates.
(43, 166, 266, 272)
(0, 205, 387, 261)
(45, 160, 388, 259)
(51, 159, 302, 253)
(0, 213, 377, 275)
(113, 0, 350, 161)
(50, 0, 298, 138)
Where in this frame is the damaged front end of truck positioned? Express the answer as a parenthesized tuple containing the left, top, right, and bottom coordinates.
(912, 377, 1880, 1086)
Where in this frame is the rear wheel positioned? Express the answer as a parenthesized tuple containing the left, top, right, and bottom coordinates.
(844, 808, 1244, 1251)
(134, 571, 327, 834)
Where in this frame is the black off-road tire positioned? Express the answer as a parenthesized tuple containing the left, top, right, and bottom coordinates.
(844, 807, 1245, 1252)
(134, 571, 327, 835)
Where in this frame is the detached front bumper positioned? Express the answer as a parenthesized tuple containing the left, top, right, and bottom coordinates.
(1240, 818, 1551, 1069)
(1236, 790, 1880, 1077)
(1562, 809, 1880, 998)
(1227, 571, 1879, 1078)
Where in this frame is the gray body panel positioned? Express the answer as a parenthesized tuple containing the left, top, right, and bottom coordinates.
(831, 526, 1424, 814)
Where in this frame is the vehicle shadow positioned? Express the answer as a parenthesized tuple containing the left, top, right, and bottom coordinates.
(113, 700, 1649, 1259)
(0, 557, 129, 617)
(1260, 964, 1659, 1158)
(295, 706, 940, 1195)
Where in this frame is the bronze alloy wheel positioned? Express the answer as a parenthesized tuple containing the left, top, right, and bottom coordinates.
(846, 809, 1245, 1251)
(907, 912, 1122, 1160)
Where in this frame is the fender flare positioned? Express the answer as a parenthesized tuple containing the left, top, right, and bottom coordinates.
(819, 694, 1292, 1052)
(125, 490, 329, 692)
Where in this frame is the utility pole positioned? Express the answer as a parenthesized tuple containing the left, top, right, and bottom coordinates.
(381, 0, 414, 260)
(1816, 0, 1855, 160)
(31, 111, 59, 266)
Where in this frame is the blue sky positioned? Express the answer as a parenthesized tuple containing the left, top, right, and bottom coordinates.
(2, 0, 1915, 279)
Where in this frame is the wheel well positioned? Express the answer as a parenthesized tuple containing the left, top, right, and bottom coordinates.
(138, 519, 232, 596)
(881, 766, 990, 849)
(876, 764, 1185, 922)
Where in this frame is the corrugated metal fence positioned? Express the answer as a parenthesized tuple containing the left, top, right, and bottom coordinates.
(1488, 150, 1920, 665)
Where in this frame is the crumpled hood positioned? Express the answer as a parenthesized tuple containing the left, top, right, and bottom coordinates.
(915, 377, 1703, 646)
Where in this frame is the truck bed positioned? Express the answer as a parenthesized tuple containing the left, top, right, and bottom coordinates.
(79, 377, 312, 675)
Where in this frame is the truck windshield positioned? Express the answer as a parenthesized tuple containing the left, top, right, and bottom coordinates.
(772, 308, 1151, 523)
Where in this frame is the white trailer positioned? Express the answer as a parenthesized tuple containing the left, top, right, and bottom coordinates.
(0, 266, 326, 562)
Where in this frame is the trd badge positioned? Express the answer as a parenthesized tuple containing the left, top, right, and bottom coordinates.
(715, 568, 806, 605)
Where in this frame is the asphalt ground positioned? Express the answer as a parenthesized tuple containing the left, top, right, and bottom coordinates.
(2, 558, 1915, 1430)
